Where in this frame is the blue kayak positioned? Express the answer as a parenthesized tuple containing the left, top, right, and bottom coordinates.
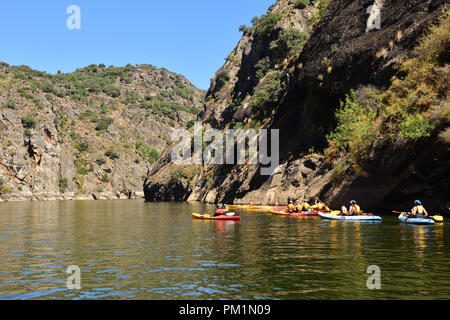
(398, 213, 434, 225)
(318, 212, 382, 221)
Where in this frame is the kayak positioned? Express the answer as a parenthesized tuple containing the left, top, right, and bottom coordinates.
(225, 204, 247, 210)
(311, 209, 331, 214)
(398, 213, 434, 225)
(318, 212, 382, 221)
(247, 205, 274, 211)
(192, 213, 241, 221)
(269, 210, 317, 216)
(272, 206, 288, 211)
(226, 204, 286, 211)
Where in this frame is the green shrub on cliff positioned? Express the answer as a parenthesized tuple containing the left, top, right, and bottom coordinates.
(308, 0, 333, 25)
(399, 113, 432, 139)
(105, 148, 119, 159)
(270, 28, 309, 61)
(101, 173, 109, 183)
(96, 158, 106, 165)
(294, 0, 310, 9)
(0, 184, 13, 194)
(136, 140, 160, 164)
(183, 165, 199, 182)
(5, 99, 16, 109)
(21, 116, 37, 129)
(102, 84, 120, 98)
(214, 70, 230, 91)
(256, 12, 283, 36)
(122, 90, 142, 104)
(75, 141, 89, 153)
(250, 70, 282, 110)
(170, 167, 184, 183)
(414, 10, 450, 65)
(94, 116, 114, 131)
(255, 57, 271, 80)
(327, 90, 377, 161)
(169, 166, 199, 183)
(59, 178, 68, 192)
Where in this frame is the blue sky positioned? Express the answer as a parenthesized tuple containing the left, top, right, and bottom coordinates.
(0, 0, 275, 89)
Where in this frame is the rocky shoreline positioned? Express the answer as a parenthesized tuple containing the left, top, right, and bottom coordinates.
(0, 191, 145, 202)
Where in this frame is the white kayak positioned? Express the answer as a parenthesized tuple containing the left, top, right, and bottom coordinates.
(318, 211, 382, 221)
(398, 213, 434, 225)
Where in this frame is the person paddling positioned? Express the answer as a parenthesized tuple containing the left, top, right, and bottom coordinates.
(410, 200, 429, 218)
(287, 200, 296, 213)
(299, 199, 311, 212)
(213, 203, 226, 217)
(348, 200, 362, 216)
(340, 200, 361, 216)
(313, 198, 330, 211)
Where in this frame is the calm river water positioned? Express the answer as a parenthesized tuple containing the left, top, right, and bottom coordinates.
(0, 200, 448, 299)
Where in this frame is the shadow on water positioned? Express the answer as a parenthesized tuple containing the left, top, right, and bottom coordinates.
(0, 200, 449, 299)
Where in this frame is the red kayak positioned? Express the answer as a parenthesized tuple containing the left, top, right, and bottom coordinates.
(311, 209, 331, 214)
(269, 210, 318, 216)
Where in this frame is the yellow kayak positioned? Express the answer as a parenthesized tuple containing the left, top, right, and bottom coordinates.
(225, 204, 247, 210)
(247, 205, 274, 211)
(269, 210, 290, 216)
(192, 213, 241, 221)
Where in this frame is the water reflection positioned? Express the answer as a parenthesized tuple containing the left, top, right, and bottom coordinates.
(0, 200, 449, 299)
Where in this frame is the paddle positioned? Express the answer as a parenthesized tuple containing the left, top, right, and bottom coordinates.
(392, 210, 443, 222)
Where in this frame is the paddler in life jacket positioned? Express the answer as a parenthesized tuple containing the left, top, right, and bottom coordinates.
(299, 199, 311, 212)
(312, 198, 330, 211)
(287, 200, 296, 213)
(213, 203, 226, 216)
(347, 200, 362, 216)
(410, 200, 428, 217)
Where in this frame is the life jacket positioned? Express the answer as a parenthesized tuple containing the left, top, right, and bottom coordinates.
(317, 203, 324, 210)
(302, 203, 310, 210)
(352, 204, 361, 214)
(416, 205, 424, 215)
(288, 204, 294, 210)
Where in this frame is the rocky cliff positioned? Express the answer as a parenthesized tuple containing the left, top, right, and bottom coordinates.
(0, 63, 204, 201)
(145, 0, 449, 213)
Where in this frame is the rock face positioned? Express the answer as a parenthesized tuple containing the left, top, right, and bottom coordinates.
(0, 64, 204, 201)
(144, 0, 449, 213)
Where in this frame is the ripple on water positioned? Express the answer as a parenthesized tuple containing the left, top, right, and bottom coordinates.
(1, 201, 450, 299)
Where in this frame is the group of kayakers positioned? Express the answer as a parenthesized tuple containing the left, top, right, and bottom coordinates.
(213, 199, 430, 218)
(285, 198, 330, 213)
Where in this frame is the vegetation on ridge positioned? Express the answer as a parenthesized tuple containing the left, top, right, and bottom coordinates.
(326, 9, 450, 163)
